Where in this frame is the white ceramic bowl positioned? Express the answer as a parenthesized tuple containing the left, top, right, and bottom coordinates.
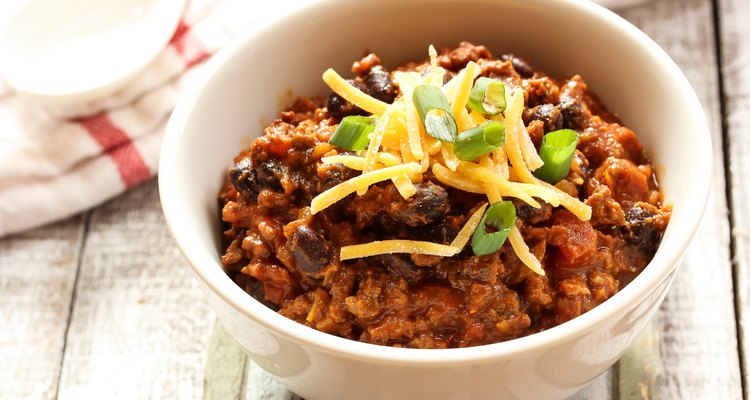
(159, 0, 710, 399)
(0, 0, 185, 105)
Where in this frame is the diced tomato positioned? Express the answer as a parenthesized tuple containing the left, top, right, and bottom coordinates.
(548, 210, 598, 270)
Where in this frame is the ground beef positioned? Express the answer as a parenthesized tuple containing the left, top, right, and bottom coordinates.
(218, 43, 671, 348)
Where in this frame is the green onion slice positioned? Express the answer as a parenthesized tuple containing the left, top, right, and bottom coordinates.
(453, 121, 506, 161)
(328, 115, 377, 151)
(468, 77, 506, 115)
(471, 201, 516, 256)
(413, 84, 458, 143)
(533, 129, 579, 183)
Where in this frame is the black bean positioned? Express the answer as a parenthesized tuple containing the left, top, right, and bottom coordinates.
(623, 205, 661, 253)
(326, 79, 368, 120)
(229, 158, 289, 197)
(560, 99, 585, 130)
(380, 254, 431, 285)
(387, 181, 450, 227)
(327, 67, 398, 121)
(256, 160, 287, 190)
(229, 157, 256, 196)
(289, 224, 331, 280)
(317, 162, 360, 193)
(409, 221, 457, 247)
(235, 274, 279, 311)
(516, 201, 553, 225)
(364, 65, 397, 104)
(528, 104, 563, 133)
(500, 54, 535, 78)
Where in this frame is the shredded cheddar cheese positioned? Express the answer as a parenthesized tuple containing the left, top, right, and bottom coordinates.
(358, 113, 391, 195)
(440, 143, 461, 172)
(425, 135, 442, 155)
(469, 109, 488, 127)
(318, 47, 592, 275)
(322, 68, 389, 115)
(426, 44, 444, 85)
(310, 163, 421, 214)
(432, 164, 486, 194)
(449, 203, 488, 249)
(392, 175, 417, 198)
(457, 162, 541, 208)
(505, 90, 544, 171)
(509, 227, 545, 275)
(340, 240, 460, 260)
(490, 148, 510, 179)
(541, 181, 592, 221)
(321, 153, 400, 170)
(341, 203, 488, 260)
(450, 61, 481, 132)
(504, 91, 539, 183)
(406, 106, 425, 161)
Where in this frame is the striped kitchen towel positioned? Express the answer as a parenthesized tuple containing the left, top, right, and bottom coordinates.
(0, 0, 284, 237)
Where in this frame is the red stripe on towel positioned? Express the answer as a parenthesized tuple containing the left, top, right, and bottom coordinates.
(79, 113, 151, 189)
(170, 20, 209, 67)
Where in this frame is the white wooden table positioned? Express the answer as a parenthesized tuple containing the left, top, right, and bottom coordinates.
(1, 0, 748, 398)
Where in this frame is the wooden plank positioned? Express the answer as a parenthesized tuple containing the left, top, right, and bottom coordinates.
(203, 320, 299, 400)
(618, 318, 662, 400)
(203, 320, 248, 400)
(0, 215, 85, 399)
(55, 180, 215, 399)
(243, 363, 301, 400)
(716, 0, 750, 396)
(617, 0, 743, 398)
(567, 371, 614, 400)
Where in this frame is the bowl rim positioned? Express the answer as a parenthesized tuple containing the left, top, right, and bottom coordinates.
(159, 0, 712, 365)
